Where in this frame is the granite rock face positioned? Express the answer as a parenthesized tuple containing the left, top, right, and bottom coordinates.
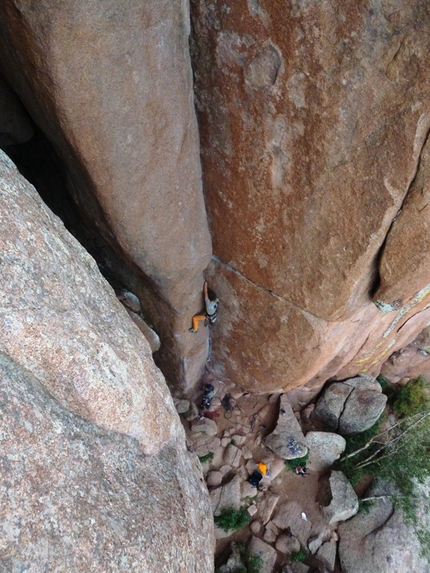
(263, 394, 308, 459)
(339, 496, 428, 573)
(312, 377, 387, 435)
(0, 151, 215, 570)
(0, 151, 179, 454)
(0, 352, 214, 573)
(191, 0, 430, 392)
(0, 0, 212, 389)
(318, 471, 359, 524)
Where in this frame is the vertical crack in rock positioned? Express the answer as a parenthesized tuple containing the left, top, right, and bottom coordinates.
(371, 120, 430, 305)
(334, 385, 355, 432)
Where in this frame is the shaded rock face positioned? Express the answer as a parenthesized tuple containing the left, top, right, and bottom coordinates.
(0, 352, 214, 573)
(0, 151, 179, 454)
(0, 0, 212, 390)
(0, 73, 33, 146)
(191, 0, 430, 391)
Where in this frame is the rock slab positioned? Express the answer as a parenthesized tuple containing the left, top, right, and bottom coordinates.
(0, 151, 178, 454)
(319, 471, 359, 524)
(264, 394, 308, 459)
(0, 351, 215, 573)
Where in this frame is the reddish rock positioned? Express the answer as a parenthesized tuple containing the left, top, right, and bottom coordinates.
(191, 1, 430, 391)
(374, 130, 430, 309)
(0, 0, 212, 390)
(380, 345, 430, 384)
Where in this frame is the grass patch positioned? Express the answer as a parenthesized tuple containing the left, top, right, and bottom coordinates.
(284, 451, 309, 472)
(290, 549, 307, 563)
(214, 507, 250, 532)
(393, 376, 430, 418)
(198, 451, 214, 464)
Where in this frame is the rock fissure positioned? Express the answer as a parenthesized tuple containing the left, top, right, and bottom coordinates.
(211, 255, 283, 300)
(364, 504, 395, 539)
(211, 255, 327, 323)
(373, 122, 430, 305)
(334, 386, 355, 432)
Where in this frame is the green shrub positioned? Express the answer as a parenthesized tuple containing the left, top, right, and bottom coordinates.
(290, 549, 307, 563)
(198, 451, 214, 464)
(214, 507, 250, 532)
(240, 552, 262, 573)
(393, 376, 430, 418)
(335, 387, 430, 557)
(377, 375, 400, 404)
(284, 451, 309, 472)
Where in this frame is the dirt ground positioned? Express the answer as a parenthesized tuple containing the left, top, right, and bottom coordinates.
(180, 372, 338, 572)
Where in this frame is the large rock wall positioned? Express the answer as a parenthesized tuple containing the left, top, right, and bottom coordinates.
(191, 0, 430, 392)
(0, 0, 212, 390)
(0, 151, 178, 453)
(0, 150, 215, 570)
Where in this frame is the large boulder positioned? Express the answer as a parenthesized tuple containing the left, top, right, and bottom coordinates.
(0, 352, 214, 573)
(318, 471, 359, 524)
(0, 0, 212, 390)
(338, 496, 428, 573)
(263, 394, 308, 459)
(247, 536, 277, 573)
(0, 151, 178, 454)
(312, 377, 387, 435)
(191, 0, 430, 392)
(306, 431, 346, 472)
(0, 150, 215, 570)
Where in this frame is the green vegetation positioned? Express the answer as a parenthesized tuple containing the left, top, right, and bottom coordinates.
(334, 417, 384, 485)
(237, 551, 262, 573)
(216, 545, 262, 573)
(214, 507, 250, 532)
(337, 376, 430, 556)
(198, 451, 214, 464)
(284, 451, 309, 472)
(393, 375, 430, 418)
(290, 549, 307, 563)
